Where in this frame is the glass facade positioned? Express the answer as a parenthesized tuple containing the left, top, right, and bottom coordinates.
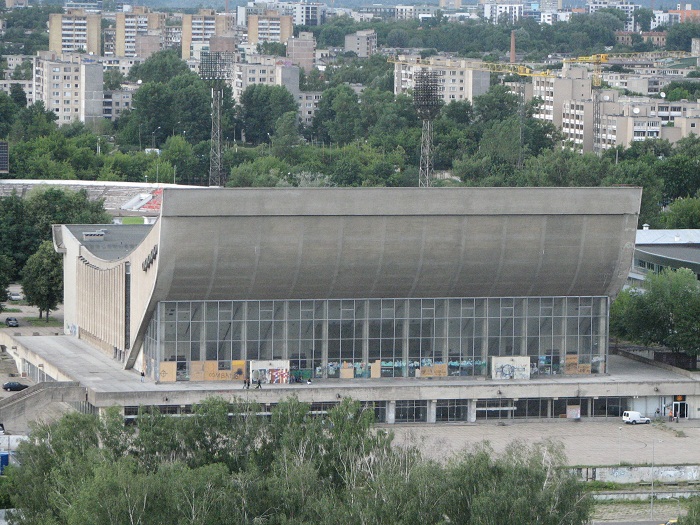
(143, 296, 608, 382)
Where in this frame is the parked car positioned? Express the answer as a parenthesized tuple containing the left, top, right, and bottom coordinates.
(4, 317, 18, 327)
(622, 410, 651, 424)
(8, 292, 22, 301)
(2, 382, 28, 392)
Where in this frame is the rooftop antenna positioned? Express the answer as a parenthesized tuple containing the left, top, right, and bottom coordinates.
(200, 51, 234, 187)
(413, 69, 443, 188)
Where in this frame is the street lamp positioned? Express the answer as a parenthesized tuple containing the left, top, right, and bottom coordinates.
(152, 126, 161, 149)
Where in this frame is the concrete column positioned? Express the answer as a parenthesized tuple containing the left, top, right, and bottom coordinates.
(547, 399, 553, 419)
(387, 400, 396, 424)
(598, 297, 609, 373)
(427, 399, 437, 423)
(468, 398, 477, 423)
(241, 301, 248, 362)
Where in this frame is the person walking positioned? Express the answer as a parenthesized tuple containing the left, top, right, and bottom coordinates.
(256, 378, 262, 389)
(140, 371, 145, 383)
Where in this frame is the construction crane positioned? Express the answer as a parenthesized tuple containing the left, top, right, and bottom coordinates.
(563, 51, 692, 154)
(563, 51, 693, 87)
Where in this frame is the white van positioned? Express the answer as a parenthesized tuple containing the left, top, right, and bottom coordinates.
(622, 411, 651, 425)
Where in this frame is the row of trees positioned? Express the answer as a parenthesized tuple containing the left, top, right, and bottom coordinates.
(611, 268, 700, 356)
(4, 397, 594, 525)
(0, 188, 109, 319)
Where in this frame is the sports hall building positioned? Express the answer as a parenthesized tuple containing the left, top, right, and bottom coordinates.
(21, 186, 697, 423)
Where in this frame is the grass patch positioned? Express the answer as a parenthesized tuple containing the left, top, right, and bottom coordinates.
(1, 308, 21, 313)
(121, 216, 144, 224)
(25, 318, 63, 327)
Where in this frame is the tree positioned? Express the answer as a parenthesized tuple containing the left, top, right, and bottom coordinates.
(0, 92, 19, 139)
(127, 50, 190, 83)
(660, 197, 700, 229)
(0, 255, 12, 315)
(103, 69, 125, 91)
(238, 85, 297, 145)
(634, 8, 654, 32)
(9, 84, 27, 108)
(21, 241, 64, 322)
(611, 268, 700, 356)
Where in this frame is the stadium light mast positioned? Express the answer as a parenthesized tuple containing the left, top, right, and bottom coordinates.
(413, 69, 443, 188)
(200, 52, 234, 187)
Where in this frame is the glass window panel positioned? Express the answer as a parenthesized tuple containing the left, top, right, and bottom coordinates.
(259, 321, 272, 342)
(328, 300, 340, 319)
(205, 321, 218, 341)
(409, 299, 421, 318)
(176, 303, 189, 322)
(475, 299, 485, 317)
(206, 342, 217, 360)
(219, 322, 232, 341)
(369, 300, 381, 319)
(288, 321, 300, 339)
(231, 322, 242, 341)
(219, 302, 233, 321)
(232, 341, 242, 361)
(205, 302, 218, 321)
(190, 303, 203, 322)
(190, 322, 201, 342)
(247, 302, 259, 320)
(355, 300, 365, 318)
(328, 321, 340, 339)
(190, 342, 200, 361)
(301, 320, 314, 339)
(247, 321, 259, 341)
(232, 302, 243, 320)
(288, 301, 300, 319)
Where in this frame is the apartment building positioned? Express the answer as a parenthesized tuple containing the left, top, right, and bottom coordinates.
(0, 80, 34, 105)
(587, 0, 639, 31)
(181, 10, 234, 60)
(103, 89, 133, 121)
(34, 52, 103, 127)
(287, 32, 315, 73)
(115, 7, 166, 57)
(247, 12, 293, 45)
(395, 4, 439, 19)
(393, 56, 491, 104)
(532, 67, 592, 128)
(344, 30, 377, 58)
(482, 3, 524, 23)
(48, 9, 101, 55)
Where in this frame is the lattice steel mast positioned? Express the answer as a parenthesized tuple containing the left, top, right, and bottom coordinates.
(413, 70, 442, 187)
(200, 52, 234, 187)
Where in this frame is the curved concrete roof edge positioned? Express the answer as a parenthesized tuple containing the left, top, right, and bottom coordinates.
(160, 187, 644, 217)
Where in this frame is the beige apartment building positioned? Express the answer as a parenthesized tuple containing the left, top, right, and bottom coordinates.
(247, 12, 293, 45)
(34, 51, 103, 128)
(48, 9, 101, 55)
(287, 32, 315, 73)
(344, 30, 377, 58)
(115, 7, 166, 58)
(181, 10, 234, 60)
(393, 56, 490, 104)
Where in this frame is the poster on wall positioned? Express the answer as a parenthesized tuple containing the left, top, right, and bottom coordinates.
(250, 360, 291, 384)
(491, 356, 531, 380)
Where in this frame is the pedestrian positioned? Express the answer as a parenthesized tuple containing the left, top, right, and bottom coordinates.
(668, 409, 673, 422)
(256, 378, 262, 389)
(246, 378, 250, 389)
(655, 407, 660, 418)
(140, 371, 145, 383)
(242, 378, 247, 389)
(307, 378, 312, 385)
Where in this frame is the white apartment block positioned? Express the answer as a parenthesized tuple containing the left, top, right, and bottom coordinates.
(34, 52, 103, 128)
(237, 2, 325, 27)
(48, 9, 101, 55)
(344, 30, 377, 58)
(587, 0, 639, 31)
(393, 56, 491, 104)
(482, 3, 524, 24)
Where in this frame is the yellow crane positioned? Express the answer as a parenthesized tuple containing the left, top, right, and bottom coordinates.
(563, 51, 693, 87)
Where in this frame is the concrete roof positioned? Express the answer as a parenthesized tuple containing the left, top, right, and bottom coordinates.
(150, 187, 641, 301)
(636, 245, 700, 266)
(64, 224, 153, 262)
(636, 228, 700, 244)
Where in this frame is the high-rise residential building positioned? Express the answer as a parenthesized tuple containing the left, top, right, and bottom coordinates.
(393, 56, 491, 104)
(181, 10, 234, 60)
(482, 3, 524, 23)
(344, 30, 377, 58)
(587, 0, 639, 31)
(532, 67, 592, 129)
(48, 9, 101, 55)
(287, 32, 315, 73)
(115, 7, 165, 57)
(247, 12, 293, 45)
(34, 51, 104, 128)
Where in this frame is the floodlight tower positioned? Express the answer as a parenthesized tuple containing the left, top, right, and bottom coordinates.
(199, 51, 234, 187)
(413, 69, 443, 187)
